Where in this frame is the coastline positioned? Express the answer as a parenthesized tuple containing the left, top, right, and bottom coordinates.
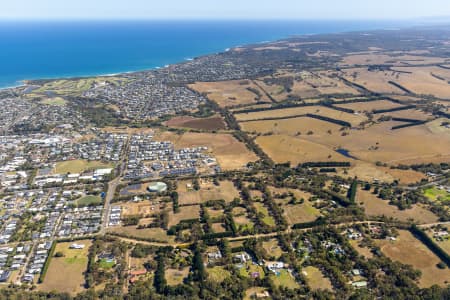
(0, 21, 418, 90)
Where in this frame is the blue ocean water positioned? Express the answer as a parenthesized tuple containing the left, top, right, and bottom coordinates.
(0, 20, 412, 88)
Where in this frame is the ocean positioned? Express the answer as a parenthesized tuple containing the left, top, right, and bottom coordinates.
(0, 20, 413, 88)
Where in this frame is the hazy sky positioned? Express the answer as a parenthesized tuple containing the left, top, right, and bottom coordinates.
(2, 0, 450, 20)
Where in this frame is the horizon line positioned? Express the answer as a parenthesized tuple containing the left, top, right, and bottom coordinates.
(0, 16, 449, 22)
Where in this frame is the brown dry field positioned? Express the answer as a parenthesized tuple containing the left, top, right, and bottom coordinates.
(188, 80, 270, 107)
(156, 131, 258, 170)
(205, 207, 225, 219)
(337, 161, 426, 184)
(255, 71, 359, 101)
(388, 95, 425, 103)
(341, 53, 449, 66)
(269, 187, 321, 224)
(211, 223, 226, 233)
(349, 240, 374, 259)
(39, 240, 92, 295)
(240, 116, 341, 136)
(378, 109, 433, 121)
(230, 103, 273, 112)
(302, 266, 333, 291)
(168, 205, 201, 227)
(235, 105, 367, 126)
(256, 134, 352, 166)
(176, 180, 240, 205)
(109, 226, 175, 243)
(341, 68, 409, 94)
(390, 66, 450, 98)
(166, 268, 190, 286)
(376, 230, 450, 288)
(232, 207, 254, 228)
(357, 189, 438, 224)
(297, 121, 450, 165)
(426, 118, 450, 135)
(334, 100, 404, 112)
(118, 200, 160, 216)
(342, 66, 450, 98)
(164, 115, 226, 131)
(262, 239, 283, 259)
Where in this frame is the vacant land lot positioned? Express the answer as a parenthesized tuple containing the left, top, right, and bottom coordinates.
(302, 266, 333, 291)
(39, 240, 91, 295)
(341, 68, 408, 94)
(350, 240, 374, 259)
(177, 180, 239, 205)
(235, 105, 367, 126)
(189, 80, 270, 107)
(255, 71, 359, 101)
(381, 109, 433, 121)
(157, 131, 258, 170)
(165, 115, 226, 131)
(240, 116, 341, 136)
(376, 230, 450, 287)
(357, 190, 438, 224)
(166, 267, 190, 286)
(168, 205, 200, 227)
(391, 66, 450, 98)
(55, 160, 113, 174)
(341, 53, 448, 67)
(118, 200, 160, 216)
(297, 121, 450, 165)
(334, 100, 404, 112)
(337, 161, 426, 185)
(76, 195, 102, 207)
(108, 226, 174, 243)
(256, 134, 351, 166)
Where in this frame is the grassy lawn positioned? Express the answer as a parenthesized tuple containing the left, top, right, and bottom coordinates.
(207, 266, 231, 282)
(302, 266, 333, 291)
(238, 261, 265, 279)
(254, 202, 276, 227)
(38, 240, 91, 295)
(41, 97, 67, 106)
(99, 258, 115, 269)
(55, 159, 113, 174)
(424, 187, 450, 202)
(262, 239, 283, 259)
(166, 268, 189, 286)
(76, 195, 102, 207)
(269, 269, 300, 289)
(376, 230, 450, 287)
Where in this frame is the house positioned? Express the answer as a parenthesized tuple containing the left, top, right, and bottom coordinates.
(69, 243, 85, 249)
(265, 261, 285, 274)
(352, 281, 368, 288)
(207, 250, 222, 261)
(0, 270, 10, 282)
(233, 252, 251, 263)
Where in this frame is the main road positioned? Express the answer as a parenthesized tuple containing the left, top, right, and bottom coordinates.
(100, 135, 131, 235)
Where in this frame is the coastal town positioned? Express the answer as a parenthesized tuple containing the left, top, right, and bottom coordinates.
(0, 26, 449, 299)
